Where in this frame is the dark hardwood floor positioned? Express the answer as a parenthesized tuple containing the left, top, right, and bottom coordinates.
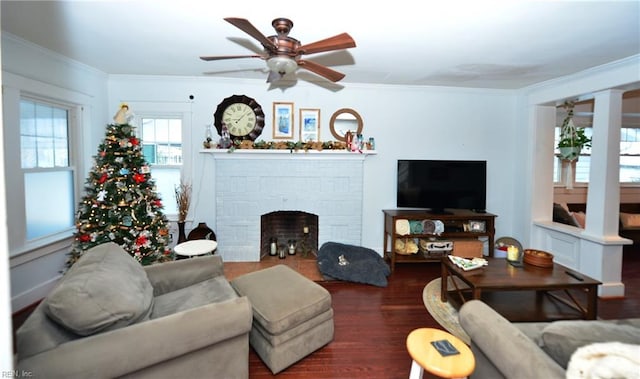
(248, 246, 640, 378)
(11, 245, 640, 378)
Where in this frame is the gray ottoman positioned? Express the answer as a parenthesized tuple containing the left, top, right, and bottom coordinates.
(231, 265, 334, 374)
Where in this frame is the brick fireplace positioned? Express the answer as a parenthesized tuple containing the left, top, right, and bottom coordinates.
(209, 150, 373, 261)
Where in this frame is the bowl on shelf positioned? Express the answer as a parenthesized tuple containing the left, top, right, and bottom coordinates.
(523, 249, 554, 268)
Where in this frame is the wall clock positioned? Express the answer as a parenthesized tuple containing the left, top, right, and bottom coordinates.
(213, 95, 265, 143)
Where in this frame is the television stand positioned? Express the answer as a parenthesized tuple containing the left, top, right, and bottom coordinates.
(427, 208, 452, 215)
(383, 209, 496, 273)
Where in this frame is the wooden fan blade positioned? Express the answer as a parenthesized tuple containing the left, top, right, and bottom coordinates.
(298, 33, 356, 55)
(200, 54, 263, 61)
(224, 17, 277, 51)
(298, 60, 345, 82)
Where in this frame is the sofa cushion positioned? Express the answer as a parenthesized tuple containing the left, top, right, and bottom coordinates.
(151, 276, 238, 318)
(44, 242, 154, 336)
(541, 319, 640, 368)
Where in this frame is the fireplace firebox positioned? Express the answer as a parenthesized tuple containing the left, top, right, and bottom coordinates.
(261, 211, 318, 258)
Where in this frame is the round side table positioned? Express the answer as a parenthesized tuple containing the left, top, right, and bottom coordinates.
(174, 239, 218, 259)
(406, 328, 475, 379)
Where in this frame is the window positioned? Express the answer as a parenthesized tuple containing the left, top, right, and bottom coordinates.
(553, 107, 640, 185)
(139, 117, 183, 215)
(20, 99, 75, 241)
(620, 127, 640, 183)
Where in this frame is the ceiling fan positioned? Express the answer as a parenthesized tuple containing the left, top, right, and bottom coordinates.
(200, 17, 356, 83)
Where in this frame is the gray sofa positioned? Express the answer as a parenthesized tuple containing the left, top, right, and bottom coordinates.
(459, 300, 640, 379)
(16, 242, 253, 379)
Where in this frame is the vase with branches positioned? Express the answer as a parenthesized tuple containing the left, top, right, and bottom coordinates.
(174, 180, 192, 243)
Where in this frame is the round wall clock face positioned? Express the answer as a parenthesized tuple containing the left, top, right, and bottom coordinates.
(213, 95, 265, 143)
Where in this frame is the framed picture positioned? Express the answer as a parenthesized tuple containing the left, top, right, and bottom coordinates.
(468, 220, 486, 233)
(299, 108, 320, 141)
(272, 102, 294, 139)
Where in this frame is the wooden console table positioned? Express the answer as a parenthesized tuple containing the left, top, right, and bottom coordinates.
(383, 209, 496, 272)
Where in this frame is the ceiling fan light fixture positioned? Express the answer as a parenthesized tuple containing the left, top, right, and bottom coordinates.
(266, 56, 298, 76)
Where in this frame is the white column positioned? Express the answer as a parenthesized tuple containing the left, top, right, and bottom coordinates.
(584, 90, 624, 238)
(581, 89, 626, 297)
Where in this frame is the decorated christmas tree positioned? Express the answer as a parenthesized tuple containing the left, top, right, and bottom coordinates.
(67, 104, 172, 267)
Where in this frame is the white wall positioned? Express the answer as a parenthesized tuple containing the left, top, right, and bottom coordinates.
(0, 24, 15, 374)
(108, 76, 518, 255)
(2, 34, 109, 310)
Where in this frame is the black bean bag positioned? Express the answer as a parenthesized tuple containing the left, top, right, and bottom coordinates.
(317, 242, 391, 287)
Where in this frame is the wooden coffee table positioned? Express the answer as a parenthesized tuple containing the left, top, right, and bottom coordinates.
(441, 257, 601, 321)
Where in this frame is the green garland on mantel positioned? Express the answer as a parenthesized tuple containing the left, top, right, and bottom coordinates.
(224, 140, 350, 152)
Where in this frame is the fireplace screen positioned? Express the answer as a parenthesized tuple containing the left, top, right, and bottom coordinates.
(261, 211, 318, 258)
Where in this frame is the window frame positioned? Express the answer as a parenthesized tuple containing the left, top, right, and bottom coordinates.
(3, 79, 87, 258)
(127, 102, 193, 221)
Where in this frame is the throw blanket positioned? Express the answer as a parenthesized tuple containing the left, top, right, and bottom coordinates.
(317, 242, 391, 287)
(566, 342, 640, 379)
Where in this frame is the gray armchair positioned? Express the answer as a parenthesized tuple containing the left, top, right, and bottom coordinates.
(16, 242, 253, 379)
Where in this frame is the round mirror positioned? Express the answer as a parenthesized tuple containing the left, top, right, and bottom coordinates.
(329, 108, 363, 142)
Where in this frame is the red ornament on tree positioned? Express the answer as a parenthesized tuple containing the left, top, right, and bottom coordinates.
(136, 235, 148, 246)
(129, 137, 139, 146)
(98, 173, 108, 184)
(133, 173, 146, 183)
(78, 234, 91, 242)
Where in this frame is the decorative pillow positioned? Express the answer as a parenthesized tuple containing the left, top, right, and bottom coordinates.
(541, 320, 640, 368)
(553, 203, 580, 227)
(620, 212, 640, 230)
(317, 242, 391, 287)
(571, 211, 586, 229)
(45, 242, 154, 336)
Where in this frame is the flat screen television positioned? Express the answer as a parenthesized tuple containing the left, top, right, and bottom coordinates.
(397, 160, 487, 214)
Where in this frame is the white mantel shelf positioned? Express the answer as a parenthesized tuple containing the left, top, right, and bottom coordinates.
(200, 149, 377, 160)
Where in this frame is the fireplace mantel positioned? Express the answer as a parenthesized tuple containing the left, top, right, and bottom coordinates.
(201, 149, 377, 160)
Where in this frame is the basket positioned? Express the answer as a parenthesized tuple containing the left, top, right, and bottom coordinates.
(523, 249, 554, 268)
(453, 239, 483, 258)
